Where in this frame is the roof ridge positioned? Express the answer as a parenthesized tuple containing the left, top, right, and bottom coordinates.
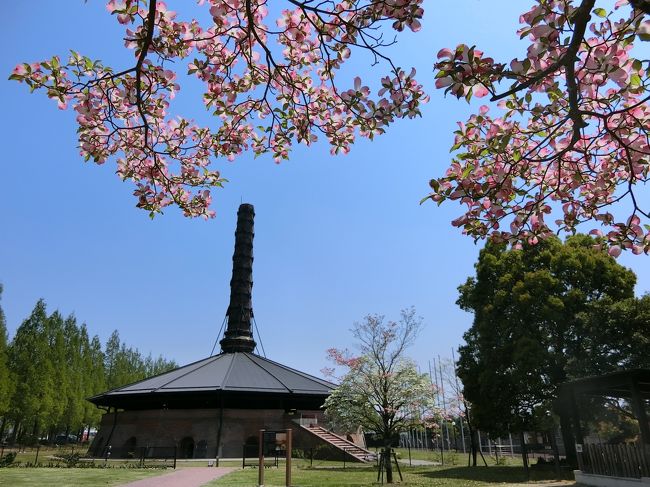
(150, 353, 227, 393)
(221, 352, 240, 389)
(88, 354, 219, 399)
(247, 353, 336, 388)
(242, 352, 293, 393)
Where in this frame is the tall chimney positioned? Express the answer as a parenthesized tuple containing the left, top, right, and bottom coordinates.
(220, 203, 257, 353)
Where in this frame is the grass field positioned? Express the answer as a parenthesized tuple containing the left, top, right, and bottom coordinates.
(207, 461, 575, 487)
(0, 448, 576, 487)
(0, 468, 164, 487)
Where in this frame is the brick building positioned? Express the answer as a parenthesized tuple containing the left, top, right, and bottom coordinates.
(88, 204, 339, 459)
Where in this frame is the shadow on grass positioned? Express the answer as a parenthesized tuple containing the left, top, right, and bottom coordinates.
(418, 466, 573, 484)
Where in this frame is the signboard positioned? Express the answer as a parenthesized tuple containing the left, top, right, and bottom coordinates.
(575, 444, 583, 453)
(263, 431, 287, 455)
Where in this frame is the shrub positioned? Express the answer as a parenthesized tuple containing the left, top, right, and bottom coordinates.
(0, 452, 16, 468)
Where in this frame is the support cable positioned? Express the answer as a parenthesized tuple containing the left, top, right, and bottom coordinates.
(210, 314, 228, 356)
(252, 315, 266, 358)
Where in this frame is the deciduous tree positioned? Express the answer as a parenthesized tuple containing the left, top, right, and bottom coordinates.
(427, 0, 650, 254)
(324, 308, 436, 484)
(10, 0, 426, 217)
(0, 286, 14, 440)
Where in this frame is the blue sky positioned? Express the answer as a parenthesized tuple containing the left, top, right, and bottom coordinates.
(1, 1, 648, 379)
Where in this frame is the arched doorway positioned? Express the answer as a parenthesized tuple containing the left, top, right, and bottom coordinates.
(123, 436, 137, 459)
(179, 436, 195, 459)
(196, 440, 208, 458)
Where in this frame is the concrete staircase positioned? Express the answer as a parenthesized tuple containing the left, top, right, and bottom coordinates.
(300, 424, 377, 463)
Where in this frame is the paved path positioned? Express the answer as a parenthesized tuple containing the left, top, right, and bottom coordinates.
(398, 459, 441, 466)
(117, 467, 235, 487)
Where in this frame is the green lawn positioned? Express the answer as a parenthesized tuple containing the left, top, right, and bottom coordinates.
(207, 462, 576, 486)
(0, 468, 164, 487)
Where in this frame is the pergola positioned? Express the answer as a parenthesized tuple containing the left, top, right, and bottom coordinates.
(555, 369, 650, 466)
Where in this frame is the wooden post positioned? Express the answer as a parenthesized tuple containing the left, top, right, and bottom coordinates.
(258, 430, 265, 487)
(285, 429, 292, 487)
(630, 378, 650, 445)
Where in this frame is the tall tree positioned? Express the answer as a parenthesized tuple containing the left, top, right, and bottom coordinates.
(426, 0, 650, 254)
(456, 235, 637, 442)
(0, 285, 14, 439)
(44, 311, 68, 440)
(324, 308, 436, 484)
(81, 331, 106, 436)
(104, 330, 176, 390)
(61, 315, 84, 438)
(8, 300, 56, 443)
(10, 0, 426, 217)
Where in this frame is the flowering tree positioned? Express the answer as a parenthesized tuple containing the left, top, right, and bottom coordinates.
(323, 308, 436, 483)
(10, 0, 426, 218)
(426, 0, 650, 256)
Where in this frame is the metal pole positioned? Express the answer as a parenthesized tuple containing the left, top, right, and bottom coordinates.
(438, 356, 451, 451)
(430, 359, 444, 465)
(451, 349, 467, 454)
(408, 435, 412, 466)
(258, 430, 265, 487)
(285, 429, 292, 487)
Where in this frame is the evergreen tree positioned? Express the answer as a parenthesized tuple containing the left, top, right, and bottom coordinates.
(456, 235, 637, 439)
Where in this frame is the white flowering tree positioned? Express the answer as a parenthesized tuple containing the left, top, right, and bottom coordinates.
(324, 308, 436, 484)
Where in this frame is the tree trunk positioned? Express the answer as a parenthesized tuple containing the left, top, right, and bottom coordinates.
(464, 403, 479, 467)
(384, 444, 393, 484)
(520, 430, 529, 481)
(0, 417, 6, 442)
(9, 419, 20, 445)
(31, 418, 39, 444)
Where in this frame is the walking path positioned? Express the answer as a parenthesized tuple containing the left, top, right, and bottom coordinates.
(117, 467, 235, 487)
(397, 459, 440, 466)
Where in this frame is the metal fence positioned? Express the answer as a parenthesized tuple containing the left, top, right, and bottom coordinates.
(96, 445, 178, 468)
(578, 443, 650, 479)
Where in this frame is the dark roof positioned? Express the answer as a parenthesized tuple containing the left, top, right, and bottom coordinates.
(558, 369, 650, 400)
(89, 352, 335, 408)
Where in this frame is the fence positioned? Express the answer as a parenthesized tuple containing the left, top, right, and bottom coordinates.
(578, 443, 650, 479)
(95, 445, 178, 468)
(242, 444, 279, 468)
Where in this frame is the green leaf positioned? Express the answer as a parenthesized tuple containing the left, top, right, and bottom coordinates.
(593, 8, 607, 17)
(462, 164, 474, 178)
